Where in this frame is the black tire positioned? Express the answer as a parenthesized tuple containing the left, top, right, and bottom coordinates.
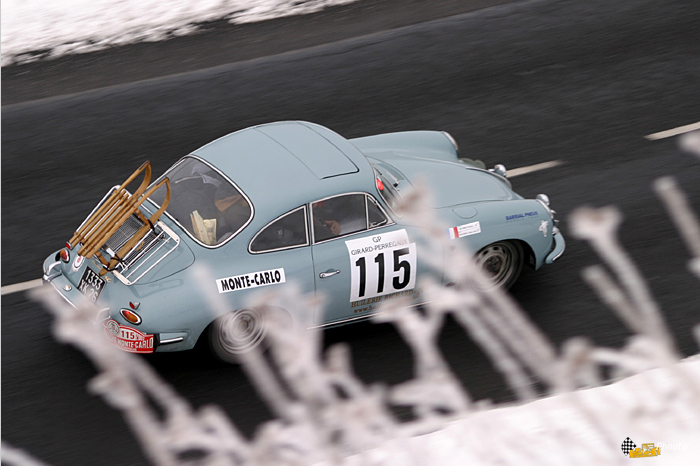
(208, 308, 267, 363)
(474, 240, 524, 290)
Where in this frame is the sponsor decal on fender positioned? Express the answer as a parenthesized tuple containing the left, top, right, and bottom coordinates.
(216, 268, 286, 293)
(447, 221, 481, 239)
(103, 319, 155, 353)
(506, 211, 539, 222)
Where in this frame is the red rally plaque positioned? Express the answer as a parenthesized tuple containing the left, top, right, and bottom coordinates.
(104, 319, 155, 353)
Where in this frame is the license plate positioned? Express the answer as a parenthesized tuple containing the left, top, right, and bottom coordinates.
(78, 267, 105, 302)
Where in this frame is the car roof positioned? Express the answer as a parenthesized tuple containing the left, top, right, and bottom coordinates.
(192, 121, 375, 219)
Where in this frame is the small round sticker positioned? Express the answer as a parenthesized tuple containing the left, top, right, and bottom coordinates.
(106, 320, 120, 336)
(72, 255, 84, 272)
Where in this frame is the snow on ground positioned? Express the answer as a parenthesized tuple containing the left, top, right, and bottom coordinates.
(0, 0, 359, 66)
(403, 358, 700, 466)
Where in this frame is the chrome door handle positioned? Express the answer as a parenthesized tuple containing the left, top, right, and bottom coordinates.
(319, 270, 340, 278)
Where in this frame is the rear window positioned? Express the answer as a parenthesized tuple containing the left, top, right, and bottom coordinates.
(150, 157, 252, 246)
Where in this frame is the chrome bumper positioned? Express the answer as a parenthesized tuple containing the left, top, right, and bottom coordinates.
(545, 228, 566, 264)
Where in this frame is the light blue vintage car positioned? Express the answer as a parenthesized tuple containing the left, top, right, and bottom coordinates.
(42, 121, 565, 361)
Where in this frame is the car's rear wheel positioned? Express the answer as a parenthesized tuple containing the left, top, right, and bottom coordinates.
(209, 308, 267, 363)
(474, 240, 523, 290)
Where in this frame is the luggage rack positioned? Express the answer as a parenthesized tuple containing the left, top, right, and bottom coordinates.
(69, 161, 175, 283)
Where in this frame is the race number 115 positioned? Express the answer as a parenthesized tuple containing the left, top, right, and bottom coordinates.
(346, 230, 417, 302)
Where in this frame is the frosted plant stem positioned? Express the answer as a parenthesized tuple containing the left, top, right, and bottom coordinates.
(599, 235, 673, 351)
(194, 266, 296, 422)
(654, 176, 700, 278)
(570, 206, 676, 352)
(0, 442, 54, 466)
(582, 266, 648, 335)
(481, 290, 559, 384)
(452, 300, 538, 401)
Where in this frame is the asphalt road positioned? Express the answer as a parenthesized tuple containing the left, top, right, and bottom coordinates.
(3, 0, 700, 464)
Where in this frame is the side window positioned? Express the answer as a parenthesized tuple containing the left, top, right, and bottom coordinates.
(312, 194, 367, 242)
(367, 195, 389, 228)
(250, 207, 308, 253)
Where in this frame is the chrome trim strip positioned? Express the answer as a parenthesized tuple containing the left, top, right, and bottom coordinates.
(159, 336, 185, 345)
(441, 131, 459, 153)
(308, 314, 373, 329)
(309, 300, 429, 329)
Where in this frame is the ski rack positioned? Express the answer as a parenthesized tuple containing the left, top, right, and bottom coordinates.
(69, 161, 171, 277)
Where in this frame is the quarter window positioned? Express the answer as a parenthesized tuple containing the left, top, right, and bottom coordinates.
(368, 196, 389, 228)
(251, 207, 308, 253)
(312, 193, 390, 243)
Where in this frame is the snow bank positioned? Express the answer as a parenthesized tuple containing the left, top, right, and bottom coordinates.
(1, 0, 359, 66)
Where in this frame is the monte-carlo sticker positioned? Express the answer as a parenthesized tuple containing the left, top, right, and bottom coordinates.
(103, 319, 155, 354)
(217, 268, 286, 293)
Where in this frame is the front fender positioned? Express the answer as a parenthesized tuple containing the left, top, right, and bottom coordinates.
(439, 199, 558, 270)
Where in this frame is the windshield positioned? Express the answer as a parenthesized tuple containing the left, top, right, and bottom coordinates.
(150, 157, 252, 246)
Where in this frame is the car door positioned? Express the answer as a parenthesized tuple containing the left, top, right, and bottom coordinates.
(310, 193, 422, 325)
(241, 205, 315, 305)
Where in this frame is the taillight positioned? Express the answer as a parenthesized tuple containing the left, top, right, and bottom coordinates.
(120, 309, 142, 325)
(376, 178, 385, 191)
(59, 249, 70, 262)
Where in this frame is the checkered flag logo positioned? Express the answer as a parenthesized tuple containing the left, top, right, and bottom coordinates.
(621, 437, 637, 456)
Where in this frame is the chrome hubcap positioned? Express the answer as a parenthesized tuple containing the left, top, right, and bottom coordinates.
(218, 310, 265, 354)
(475, 242, 518, 288)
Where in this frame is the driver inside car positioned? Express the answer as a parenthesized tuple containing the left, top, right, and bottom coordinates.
(312, 194, 366, 242)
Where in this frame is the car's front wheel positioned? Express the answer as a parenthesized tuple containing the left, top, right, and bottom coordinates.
(208, 308, 267, 363)
(474, 240, 524, 290)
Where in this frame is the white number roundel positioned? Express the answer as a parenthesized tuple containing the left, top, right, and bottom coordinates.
(345, 229, 417, 302)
